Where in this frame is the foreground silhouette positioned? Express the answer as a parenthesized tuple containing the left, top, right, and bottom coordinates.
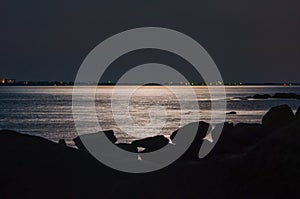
(0, 105, 299, 198)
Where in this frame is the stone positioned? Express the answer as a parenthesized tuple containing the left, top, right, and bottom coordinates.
(58, 139, 66, 146)
(116, 143, 138, 153)
(226, 111, 237, 115)
(170, 121, 210, 161)
(131, 135, 169, 153)
(262, 105, 295, 126)
(73, 130, 117, 151)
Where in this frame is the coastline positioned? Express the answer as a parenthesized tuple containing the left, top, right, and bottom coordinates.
(0, 104, 299, 198)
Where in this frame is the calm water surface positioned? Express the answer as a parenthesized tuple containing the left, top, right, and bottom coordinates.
(0, 86, 299, 145)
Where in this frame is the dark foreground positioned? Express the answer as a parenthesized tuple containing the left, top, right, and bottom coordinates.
(0, 104, 300, 199)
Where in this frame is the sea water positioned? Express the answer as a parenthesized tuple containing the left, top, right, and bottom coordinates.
(0, 86, 299, 144)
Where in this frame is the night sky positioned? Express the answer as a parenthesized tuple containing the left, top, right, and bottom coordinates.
(0, 0, 299, 83)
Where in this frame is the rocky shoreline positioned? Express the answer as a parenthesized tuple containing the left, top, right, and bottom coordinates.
(232, 92, 300, 100)
(0, 105, 300, 198)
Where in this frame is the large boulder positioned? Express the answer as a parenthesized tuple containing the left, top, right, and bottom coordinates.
(73, 130, 117, 152)
(210, 123, 264, 156)
(170, 121, 210, 161)
(262, 105, 295, 126)
(116, 143, 138, 153)
(229, 122, 300, 199)
(131, 135, 169, 153)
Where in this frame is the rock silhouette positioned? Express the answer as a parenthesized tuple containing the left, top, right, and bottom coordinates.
(170, 121, 209, 161)
(73, 130, 117, 152)
(58, 139, 66, 146)
(248, 93, 300, 100)
(226, 111, 237, 115)
(262, 104, 295, 126)
(296, 106, 300, 121)
(131, 135, 169, 153)
(116, 143, 138, 153)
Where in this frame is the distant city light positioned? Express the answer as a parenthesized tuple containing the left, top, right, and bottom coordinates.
(1, 79, 16, 84)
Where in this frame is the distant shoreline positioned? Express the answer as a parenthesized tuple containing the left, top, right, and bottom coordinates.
(1, 83, 300, 87)
(1, 78, 300, 86)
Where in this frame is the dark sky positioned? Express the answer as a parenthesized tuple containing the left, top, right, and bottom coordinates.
(0, 0, 299, 83)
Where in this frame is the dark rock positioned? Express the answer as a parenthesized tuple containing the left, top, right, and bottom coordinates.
(249, 93, 300, 100)
(73, 136, 85, 151)
(131, 135, 169, 153)
(170, 121, 208, 141)
(170, 121, 210, 161)
(116, 143, 138, 153)
(252, 94, 271, 99)
(296, 106, 300, 121)
(232, 97, 248, 100)
(262, 105, 295, 126)
(233, 122, 300, 198)
(0, 130, 120, 198)
(143, 83, 163, 86)
(58, 139, 66, 146)
(73, 130, 117, 152)
(103, 130, 118, 143)
(226, 111, 237, 115)
(210, 123, 264, 156)
(272, 93, 300, 100)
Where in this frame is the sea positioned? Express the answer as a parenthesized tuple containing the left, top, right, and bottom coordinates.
(0, 86, 299, 145)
